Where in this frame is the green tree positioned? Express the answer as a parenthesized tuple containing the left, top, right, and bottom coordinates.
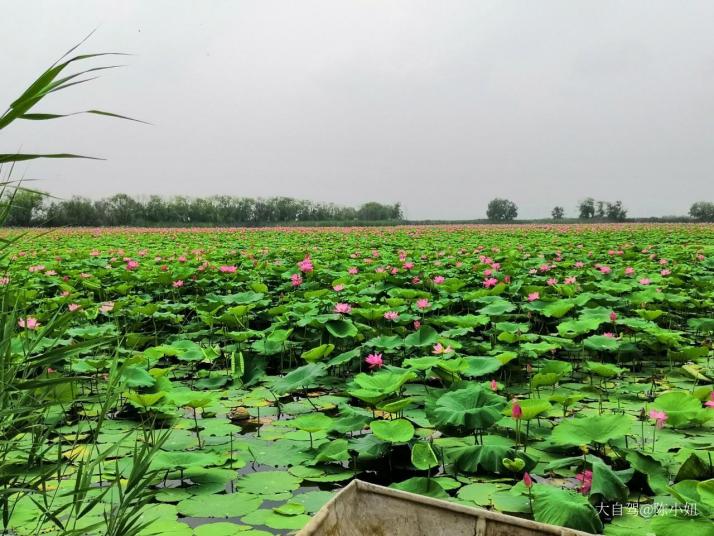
(689, 201, 714, 222)
(3, 189, 44, 226)
(596, 200, 606, 218)
(486, 198, 518, 221)
(551, 206, 565, 220)
(104, 193, 142, 225)
(578, 198, 595, 219)
(357, 202, 402, 221)
(605, 201, 628, 221)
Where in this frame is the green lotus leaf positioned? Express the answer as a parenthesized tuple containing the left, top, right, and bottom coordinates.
(390, 477, 448, 499)
(290, 490, 334, 513)
(370, 419, 415, 443)
(426, 383, 506, 431)
(460, 356, 502, 378)
(404, 326, 439, 348)
(241, 509, 311, 530)
(291, 412, 333, 433)
(411, 442, 439, 471)
(193, 522, 254, 536)
(590, 458, 630, 502)
(272, 363, 326, 395)
(504, 399, 551, 420)
(653, 391, 711, 427)
(584, 335, 621, 352)
(152, 451, 226, 471)
(585, 361, 625, 378)
(301, 343, 335, 363)
(120, 365, 156, 388)
(551, 414, 632, 446)
(325, 319, 358, 338)
(177, 493, 262, 517)
(532, 484, 603, 534)
(236, 470, 301, 495)
(310, 438, 350, 464)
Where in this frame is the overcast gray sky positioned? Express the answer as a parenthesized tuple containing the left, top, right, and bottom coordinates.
(3, 1, 714, 219)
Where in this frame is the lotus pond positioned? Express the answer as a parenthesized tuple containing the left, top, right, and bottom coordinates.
(3, 224, 714, 536)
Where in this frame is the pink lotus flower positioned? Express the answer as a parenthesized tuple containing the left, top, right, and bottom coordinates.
(334, 303, 352, 314)
(416, 298, 430, 310)
(649, 409, 667, 429)
(527, 292, 539, 302)
(624, 267, 635, 276)
(610, 311, 617, 322)
(298, 257, 314, 273)
(603, 332, 615, 338)
(564, 276, 577, 285)
(511, 400, 523, 419)
(523, 472, 533, 488)
(125, 260, 139, 271)
(433, 275, 445, 284)
(178, 255, 187, 263)
(365, 353, 383, 369)
(403, 262, 414, 270)
(490, 379, 498, 392)
(333, 284, 345, 292)
(173, 280, 184, 288)
(598, 265, 612, 274)
(483, 269, 493, 277)
(100, 302, 114, 313)
(90, 250, 100, 257)
(491, 262, 500, 270)
(219, 265, 237, 273)
(413, 320, 421, 330)
(68, 303, 81, 312)
(412, 276, 421, 284)
(18, 317, 40, 330)
(483, 277, 499, 288)
(383, 311, 399, 321)
(432, 343, 453, 355)
(291, 273, 303, 286)
(660, 269, 671, 276)
(348, 267, 359, 275)
(574, 261, 585, 268)
(706, 393, 714, 408)
(546, 278, 558, 286)
(0, 277, 8, 286)
(576, 470, 593, 495)
(639, 278, 651, 285)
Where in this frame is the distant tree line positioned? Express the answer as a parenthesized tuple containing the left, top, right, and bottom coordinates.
(486, 198, 714, 223)
(689, 202, 714, 222)
(2, 191, 404, 226)
(4, 191, 714, 226)
(574, 198, 628, 221)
